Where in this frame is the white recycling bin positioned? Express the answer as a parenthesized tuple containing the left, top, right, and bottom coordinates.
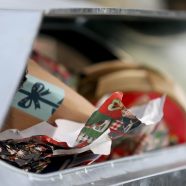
(0, 8, 186, 186)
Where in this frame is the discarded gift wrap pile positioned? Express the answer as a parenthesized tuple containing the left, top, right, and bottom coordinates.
(0, 92, 165, 173)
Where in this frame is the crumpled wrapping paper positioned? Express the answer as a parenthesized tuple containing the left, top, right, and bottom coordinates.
(0, 92, 165, 173)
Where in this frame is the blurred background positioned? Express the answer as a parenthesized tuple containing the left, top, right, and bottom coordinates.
(90, 0, 186, 10)
(1, 0, 186, 10)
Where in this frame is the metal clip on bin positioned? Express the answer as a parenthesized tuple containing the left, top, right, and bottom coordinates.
(1, 8, 186, 186)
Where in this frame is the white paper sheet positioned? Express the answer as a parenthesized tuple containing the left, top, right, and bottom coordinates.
(129, 95, 165, 125)
(0, 119, 111, 155)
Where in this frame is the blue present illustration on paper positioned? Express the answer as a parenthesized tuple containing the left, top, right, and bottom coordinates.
(12, 75, 64, 120)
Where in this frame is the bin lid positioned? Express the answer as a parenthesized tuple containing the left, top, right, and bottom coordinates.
(0, 10, 42, 128)
(47, 8, 186, 20)
(1, 0, 186, 20)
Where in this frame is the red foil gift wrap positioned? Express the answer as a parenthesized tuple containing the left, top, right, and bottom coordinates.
(0, 138, 53, 173)
(0, 136, 100, 173)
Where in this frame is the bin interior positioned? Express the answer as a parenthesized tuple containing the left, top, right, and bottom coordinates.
(33, 11, 186, 172)
(1, 9, 186, 180)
